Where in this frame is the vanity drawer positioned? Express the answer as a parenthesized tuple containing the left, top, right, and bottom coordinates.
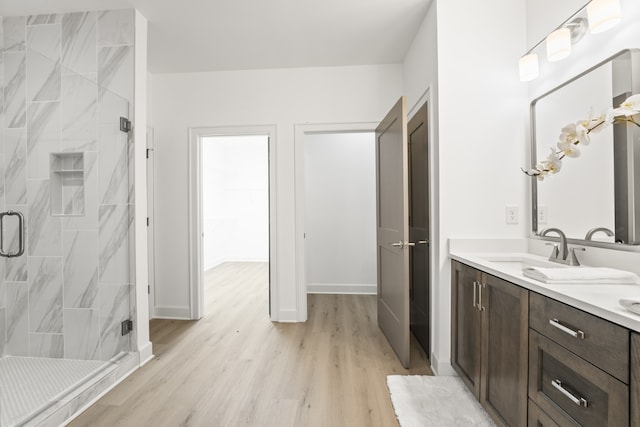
(528, 399, 579, 427)
(529, 292, 629, 383)
(529, 330, 629, 427)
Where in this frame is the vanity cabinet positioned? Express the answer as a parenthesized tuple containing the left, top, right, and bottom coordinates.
(451, 261, 529, 427)
(451, 259, 639, 427)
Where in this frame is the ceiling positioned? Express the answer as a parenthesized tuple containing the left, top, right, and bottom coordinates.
(0, 0, 431, 74)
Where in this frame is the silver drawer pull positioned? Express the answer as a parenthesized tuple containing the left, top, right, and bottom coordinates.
(551, 379, 588, 408)
(549, 318, 585, 339)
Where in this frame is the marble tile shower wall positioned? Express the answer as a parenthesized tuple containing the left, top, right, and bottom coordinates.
(0, 9, 135, 361)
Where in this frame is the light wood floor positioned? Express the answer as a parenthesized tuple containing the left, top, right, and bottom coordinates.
(69, 262, 432, 427)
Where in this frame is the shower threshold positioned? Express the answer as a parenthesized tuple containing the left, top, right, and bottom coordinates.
(0, 352, 136, 427)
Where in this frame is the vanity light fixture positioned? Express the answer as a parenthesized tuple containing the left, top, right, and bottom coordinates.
(587, 0, 622, 34)
(519, 53, 539, 82)
(546, 28, 572, 62)
(517, 0, 623, 83)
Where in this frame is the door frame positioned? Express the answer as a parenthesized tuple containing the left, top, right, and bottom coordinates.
(188, 125, 278, 320)
(147, 126, 156, 319)
(294, 122, 377, 321)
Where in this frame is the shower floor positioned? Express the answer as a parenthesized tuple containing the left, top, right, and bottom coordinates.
(0, 357, 107, 426)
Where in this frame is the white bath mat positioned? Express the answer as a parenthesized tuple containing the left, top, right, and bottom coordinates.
(387, 375, 496, 427)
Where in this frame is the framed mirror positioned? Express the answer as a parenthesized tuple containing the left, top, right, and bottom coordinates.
(531, 49, 640, 246)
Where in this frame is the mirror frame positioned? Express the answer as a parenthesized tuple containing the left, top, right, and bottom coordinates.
(530, 48, 640, 250)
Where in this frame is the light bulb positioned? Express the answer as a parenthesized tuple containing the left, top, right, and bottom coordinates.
(519, 53, 539, 82)
(546, 28, 572, 62)
(587, 0, 621, 34)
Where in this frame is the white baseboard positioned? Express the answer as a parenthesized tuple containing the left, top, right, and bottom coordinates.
(430, 352, 456, 376)
(205, 258, 269, 271)
(138, 341, 154, 366)
(153, 306, 192, 320)
(306, 283, 377, 295)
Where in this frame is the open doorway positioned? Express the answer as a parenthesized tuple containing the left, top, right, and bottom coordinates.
(202, 136, 269, 271)
(303, 132, 377, 295)
(188, 126, 277, 320)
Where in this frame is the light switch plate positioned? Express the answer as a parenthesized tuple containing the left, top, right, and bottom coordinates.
(538, 205, 548, 224)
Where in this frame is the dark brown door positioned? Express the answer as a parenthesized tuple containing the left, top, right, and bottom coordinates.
(408, 102, 430, 356)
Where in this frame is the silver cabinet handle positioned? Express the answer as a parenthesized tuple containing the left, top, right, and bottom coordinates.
(551, 379, 588, 407)
(549, 319, 585, 339)
(478, 283, 485, 311)
(418, 240, 429, 244)
(0, 210, 25, 258)
(473, 281, 478, 309)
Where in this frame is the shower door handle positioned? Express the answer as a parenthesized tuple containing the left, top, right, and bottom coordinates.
(0, 210, 25, 258)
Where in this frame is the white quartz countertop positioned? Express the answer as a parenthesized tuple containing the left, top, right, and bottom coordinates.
(449, 251, 640, 333)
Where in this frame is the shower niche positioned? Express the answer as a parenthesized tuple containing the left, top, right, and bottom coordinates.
(50, 152, 85, 216)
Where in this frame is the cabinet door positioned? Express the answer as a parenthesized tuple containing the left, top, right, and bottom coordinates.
(632, 333, 640, 427)
(451, 261, 482, 398)
(480, 273, 529, 427)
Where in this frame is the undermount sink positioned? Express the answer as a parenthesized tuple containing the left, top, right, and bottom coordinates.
(475, 254, 567, 272)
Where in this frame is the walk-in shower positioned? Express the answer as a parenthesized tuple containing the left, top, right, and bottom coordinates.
(0, 10, 137, 426)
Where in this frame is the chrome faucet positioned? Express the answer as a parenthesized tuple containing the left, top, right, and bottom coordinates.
(540, 228, 584, 266)
(585, 227, 614, 241)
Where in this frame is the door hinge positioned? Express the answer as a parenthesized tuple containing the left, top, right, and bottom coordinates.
(121, 319, 133, 336)
(148, 285, 150, 295)
(146, 148, 151, 159)
(119, 117, 132, 133)
(147, 217, 150, 226)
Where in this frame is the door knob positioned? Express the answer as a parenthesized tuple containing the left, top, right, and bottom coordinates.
(390, 241, 415, 249)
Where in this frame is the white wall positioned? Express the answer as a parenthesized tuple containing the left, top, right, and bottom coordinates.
(403, 0, 529, 374)
(304, 132, 376, 294)
(202, 136, 269, 270)
(151, 65, 403, 321)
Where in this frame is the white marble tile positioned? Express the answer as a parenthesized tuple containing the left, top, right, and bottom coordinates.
(97, 45, 133, 107)
(61, 73, 97, 151)
(99, 125, 129, 204)
(29, 333, 64, 358)
(0, 307, 6, 356)
(4, 128, 27, 205)
(28, 257, 63, 333)
(0, 273, 5, 307)
(64, 230, 98, 309)
(62, 12, 98, 75)
(4, 52, 27, 128)
(27, 101, 61, 179)
(64, 151, 98, 230)
(27, 15, 62, 25)
(27, 180, 62, 256)
(3, 16, 26, 52)
(99, 284, 130, 359)
(98, 204, 130, 283)
(97, 10, 134, 47)
(6, 282, 28, 355)
(63, 308, 100, 360)
(0, 154, 5, 205)
(26, 25, 61, 102)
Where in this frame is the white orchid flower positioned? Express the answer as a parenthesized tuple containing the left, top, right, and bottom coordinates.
(587, 107, 614, 134)
(557, 139, 580, 157)
(558, 122, 590, 147)
(613, 94, 640, 117)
